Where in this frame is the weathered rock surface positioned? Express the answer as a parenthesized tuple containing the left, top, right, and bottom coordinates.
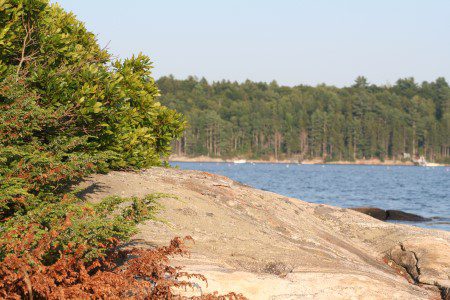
(351, 207, 430, 222)
(79, 168, 450, 299)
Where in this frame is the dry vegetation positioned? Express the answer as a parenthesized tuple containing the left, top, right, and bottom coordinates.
(0, 227, 245, 299)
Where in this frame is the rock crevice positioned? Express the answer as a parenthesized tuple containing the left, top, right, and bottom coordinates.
(388, 242, 449, 300)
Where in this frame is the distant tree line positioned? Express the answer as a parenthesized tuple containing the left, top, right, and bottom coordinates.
(157, 75, 450, 163)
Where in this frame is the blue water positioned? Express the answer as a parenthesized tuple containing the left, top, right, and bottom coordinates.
(171, 162, 450, 231)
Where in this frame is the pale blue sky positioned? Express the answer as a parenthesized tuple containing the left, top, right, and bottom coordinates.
(54, 0, 450, 87)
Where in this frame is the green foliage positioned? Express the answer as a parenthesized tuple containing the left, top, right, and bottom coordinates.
(1, 193, 163, 263)
(158, 75, 449, 162)
(0, 0, 184, 269)
(0, 76, 98, 219)
(1, 0, 185, 171)
(0, 0, 185, 219)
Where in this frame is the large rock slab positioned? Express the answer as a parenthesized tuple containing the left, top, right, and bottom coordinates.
(79, 168, 450, 299)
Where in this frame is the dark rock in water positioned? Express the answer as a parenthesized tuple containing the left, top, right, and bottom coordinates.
(351, 207, 430, 222)
(351, 207, 387, 220)
(386, 210, 430, 222)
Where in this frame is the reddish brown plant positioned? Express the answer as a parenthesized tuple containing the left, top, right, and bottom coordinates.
(0, 228, 246, 300)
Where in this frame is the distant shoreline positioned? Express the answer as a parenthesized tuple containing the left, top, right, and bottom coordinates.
(169, 155, 447, 166)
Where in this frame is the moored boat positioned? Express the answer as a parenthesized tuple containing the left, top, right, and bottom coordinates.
(233, 159, 247, 164)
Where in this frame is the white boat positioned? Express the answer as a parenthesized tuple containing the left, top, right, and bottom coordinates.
(233, 159, 247, 164)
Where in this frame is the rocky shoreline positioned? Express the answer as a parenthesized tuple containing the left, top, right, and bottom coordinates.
(79, 168, 450, 299)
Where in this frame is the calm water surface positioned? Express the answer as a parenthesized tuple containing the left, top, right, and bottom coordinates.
(171, 162, 450, 231)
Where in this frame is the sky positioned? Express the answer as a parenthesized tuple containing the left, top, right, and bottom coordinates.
(54, 0, 450, 87)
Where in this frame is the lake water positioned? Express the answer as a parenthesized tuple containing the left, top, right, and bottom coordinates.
(171, 162, 450, 231)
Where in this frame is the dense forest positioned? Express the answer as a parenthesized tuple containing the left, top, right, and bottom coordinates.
(158, 76, 450, 163)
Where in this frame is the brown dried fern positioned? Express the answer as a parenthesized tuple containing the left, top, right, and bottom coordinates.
(0, 228, 246, 300)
